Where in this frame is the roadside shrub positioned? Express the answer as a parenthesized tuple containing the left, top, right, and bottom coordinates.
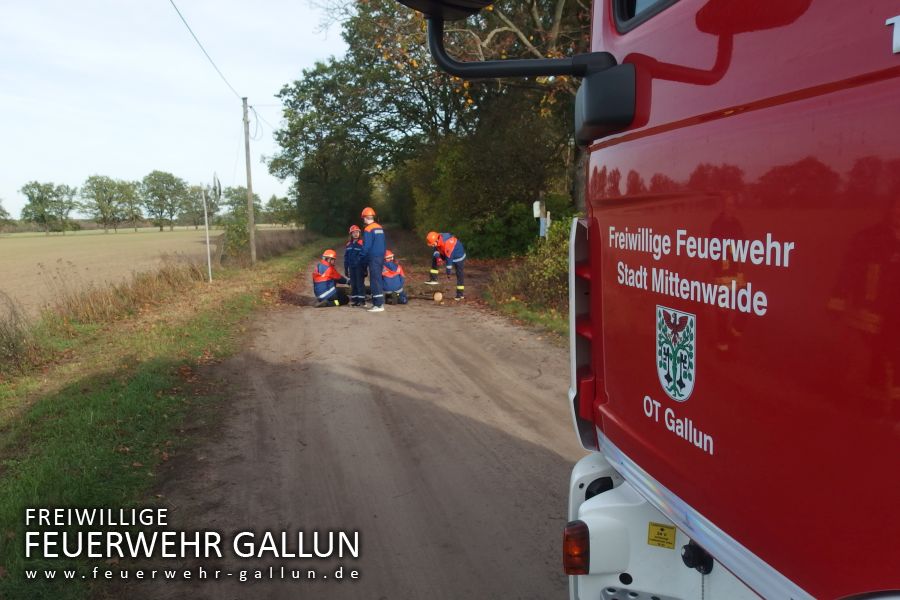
(222, 219, 252, 264)
(487, 219, 570, 312)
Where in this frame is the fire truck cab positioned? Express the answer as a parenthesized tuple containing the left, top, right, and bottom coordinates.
(395, 0, 900, 598)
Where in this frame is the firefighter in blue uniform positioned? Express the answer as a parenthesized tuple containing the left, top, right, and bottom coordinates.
(312, 249, 349, 307)
(424, 231, 466, 299)
(345, 225, 366, 307)
(382, 249, 408, 305)
(360, 207, 387, 313)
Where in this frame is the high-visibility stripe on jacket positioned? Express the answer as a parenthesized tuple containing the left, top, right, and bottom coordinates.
(344, 239, 364, 271)
(437, 233, 466, 263)
(312, 260, 347, 300)
(382, 260, 405, 293)
(361, 222, 386, 261)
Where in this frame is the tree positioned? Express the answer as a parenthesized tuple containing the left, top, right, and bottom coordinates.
(0, 199, 10, 228)
(51, 184, 78, 234)
(81, 175, 123, 232)
(221, 186, 262, 220)
(20, 182, 58, 234)
(180, 186, 207, 229)
(264, 195, 295, 227)
(117, 180, 143, 232)
(141, 171, 187, 231)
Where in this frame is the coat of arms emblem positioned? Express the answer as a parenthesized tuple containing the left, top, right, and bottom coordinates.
(656, 305, 696, 402)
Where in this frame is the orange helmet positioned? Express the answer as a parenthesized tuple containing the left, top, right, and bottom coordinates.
(384, 249, 395, 262)
(360, 207, 376, 218)
(322, 249, 337, 260)
(348, 224, 360, 233)
(426, 231, 440, 246)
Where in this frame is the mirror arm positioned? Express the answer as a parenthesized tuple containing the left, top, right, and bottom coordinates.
(426, 17, 617, 78)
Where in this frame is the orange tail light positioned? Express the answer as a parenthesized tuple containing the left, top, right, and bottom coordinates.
(563, 520, 590, 575)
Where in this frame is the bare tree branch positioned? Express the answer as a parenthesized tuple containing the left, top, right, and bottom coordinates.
(493, 7, 545, 59)
(548, 0, 568, 53)
(446, 27, 487, 61)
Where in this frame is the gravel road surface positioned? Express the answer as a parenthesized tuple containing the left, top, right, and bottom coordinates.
(128, 261, 584, 600)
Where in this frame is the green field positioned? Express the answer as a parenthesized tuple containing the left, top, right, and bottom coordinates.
(0, 228, 216, 316)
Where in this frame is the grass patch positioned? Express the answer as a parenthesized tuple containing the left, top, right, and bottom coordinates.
(482, 290, 568, 338)
(0, 240, 334, 599)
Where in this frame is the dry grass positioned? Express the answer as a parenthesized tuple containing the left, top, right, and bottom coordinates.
(220, 228, 316, 265)
(41, 257, 208, 324)
(0, 293, 39, 373)
(0, 227, 312, 374)
(0, 229, 215, 315)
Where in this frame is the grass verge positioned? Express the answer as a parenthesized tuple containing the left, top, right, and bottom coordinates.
(482, 290, 568, 338)
(0, 240, 336, 600)
(483, 220, 570, 339)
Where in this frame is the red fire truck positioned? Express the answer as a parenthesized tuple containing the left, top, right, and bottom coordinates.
(396, 1, 900, 598)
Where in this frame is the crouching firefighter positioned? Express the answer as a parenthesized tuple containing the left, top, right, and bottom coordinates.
(345, 225, 366, 307)
(425, 231, 466, 300)
(382, 249, 408, 305)
(312, 249, 349, 307)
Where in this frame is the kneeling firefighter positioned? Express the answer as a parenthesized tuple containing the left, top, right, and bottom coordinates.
(382, 249, 408, 305)
(312, 249, 349, 307)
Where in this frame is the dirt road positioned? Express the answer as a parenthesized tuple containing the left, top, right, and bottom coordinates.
(131, 260, 584, 599)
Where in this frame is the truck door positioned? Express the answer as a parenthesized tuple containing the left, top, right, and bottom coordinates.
(581, 0, 900, 596)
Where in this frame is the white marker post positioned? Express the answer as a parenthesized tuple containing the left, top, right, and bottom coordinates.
(202, 188, 213, 283)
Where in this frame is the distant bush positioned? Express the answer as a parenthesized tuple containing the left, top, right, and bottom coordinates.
(454, 203, 539, 258)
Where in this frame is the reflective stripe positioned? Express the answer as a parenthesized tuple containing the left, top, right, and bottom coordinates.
(452, 254, 466, 263)
(430, 269, 439, 274)
(317, 287, 337, 300)
(394, 288, 404, 294)
(456, 286, 464, 290)
(373, 230, 384, 234)
(372, 294, 384, 298)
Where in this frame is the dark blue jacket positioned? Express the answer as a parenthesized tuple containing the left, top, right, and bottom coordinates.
(437, 233, 466, 263)
(344, 239, 364, 272)
(361, 222, 386, 262)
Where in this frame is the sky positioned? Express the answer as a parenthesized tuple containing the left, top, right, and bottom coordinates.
(0, 0, 348, 218)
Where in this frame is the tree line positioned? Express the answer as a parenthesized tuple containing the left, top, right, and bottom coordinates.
(1, 172, 296, 235)
(269, 0, 588, 256)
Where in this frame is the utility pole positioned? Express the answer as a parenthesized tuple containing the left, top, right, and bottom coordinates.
(242, 97, 257, 265)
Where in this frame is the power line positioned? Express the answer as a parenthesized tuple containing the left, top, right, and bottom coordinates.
(247, 107, 263, 140)
(167, 0, 242, 99)
(250, 106, 280, 138)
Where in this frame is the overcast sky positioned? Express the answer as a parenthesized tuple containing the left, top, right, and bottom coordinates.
(0, 0, 348, 218)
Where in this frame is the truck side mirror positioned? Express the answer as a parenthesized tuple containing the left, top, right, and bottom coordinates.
(393, 1, 636, 143)
(393, 0, 493, 21)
